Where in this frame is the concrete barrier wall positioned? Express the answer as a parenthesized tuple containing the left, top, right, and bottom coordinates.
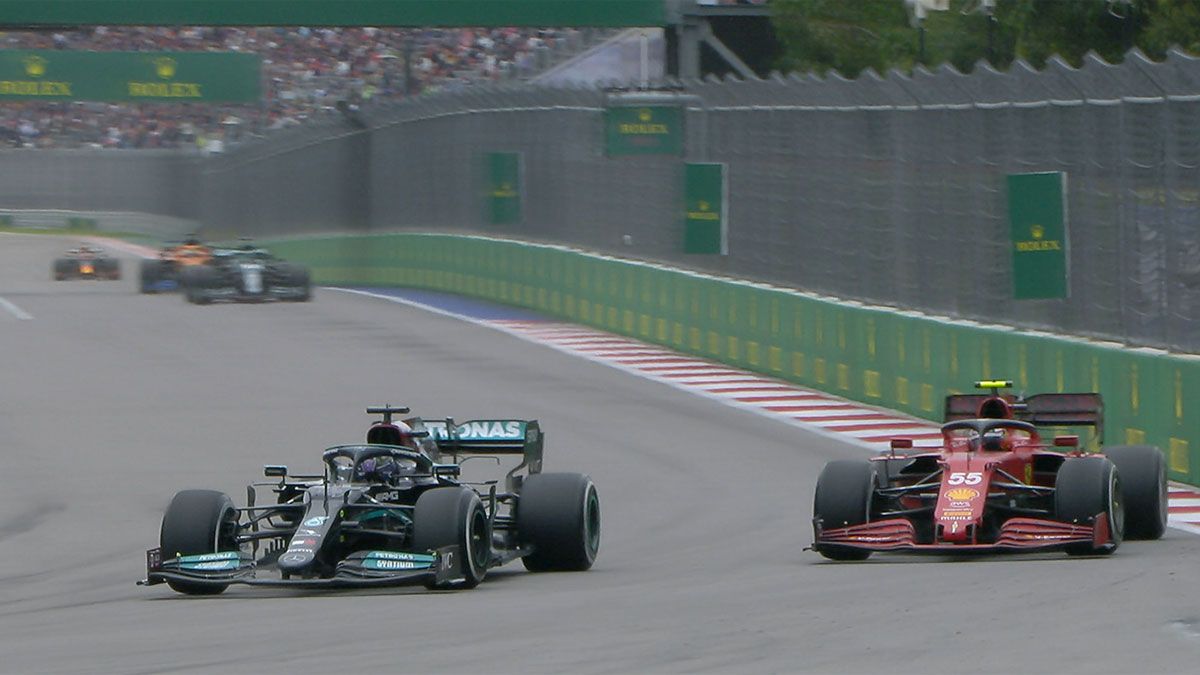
(266, 232, 1200, 486)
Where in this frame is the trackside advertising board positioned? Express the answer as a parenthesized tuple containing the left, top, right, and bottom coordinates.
(486, 152, 522, 226)
(605, 106, 682, 156)
(684, 163, 727, 254)
(1007, 171, 1068, 300)
(0, 50, 261, 103)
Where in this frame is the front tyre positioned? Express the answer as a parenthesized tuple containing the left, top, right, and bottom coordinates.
(159, 489, 239, 595)
(1056, 457, 1123, 555)
(413, 487, 490, 589)
(517, 473, 601, 572)
(1105, 445, 1168, 540)
(139, 259, 162, 293)
(812, 460, 876, 561)
(52, 258, 72, 280)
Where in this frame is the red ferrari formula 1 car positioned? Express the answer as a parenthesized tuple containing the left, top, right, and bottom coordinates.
(811, 381, 1168, 560)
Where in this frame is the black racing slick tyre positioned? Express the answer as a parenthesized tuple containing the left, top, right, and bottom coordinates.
(159, 490, 239, 595)
(52, 258, 72, 280)
(181, 266, 212, 304)
(284, 265, 312, 301)
(1105, 445, 1168, 540)
(1056, 457, 1124, 556)
(413, 487, 490, 589)
(97, 258, 120, 280)
(813, 460, 876, 561)
(139, 260, 161, 293)
(517, 473, 601, 572)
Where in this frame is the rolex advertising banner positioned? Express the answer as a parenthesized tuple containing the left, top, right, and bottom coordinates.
(1007, 171, 1068, 299)
(605, 106, 682, 156)
(0, 50, 260, 102)
(486, 152, 522, 226)
(684, 162, 727, 255)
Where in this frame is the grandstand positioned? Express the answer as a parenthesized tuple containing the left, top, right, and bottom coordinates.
(0, 25, 611, 149)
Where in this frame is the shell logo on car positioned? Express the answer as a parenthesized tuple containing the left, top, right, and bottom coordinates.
(945, 488, 979, 501)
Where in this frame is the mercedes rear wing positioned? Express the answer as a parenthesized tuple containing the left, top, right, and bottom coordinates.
(422, 419, 544, 485)
(943, 393, 1104, 441)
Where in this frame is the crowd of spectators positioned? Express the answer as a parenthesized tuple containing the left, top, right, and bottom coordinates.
(0, 26, 598, 150)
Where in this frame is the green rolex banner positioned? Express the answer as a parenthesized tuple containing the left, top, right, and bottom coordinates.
(605, 106, 682, 156)
(684, 162, 727, 255)
(486, 152, 521, 226)
(0, 50, 260, 102)
(1007, 171, 1068, 300)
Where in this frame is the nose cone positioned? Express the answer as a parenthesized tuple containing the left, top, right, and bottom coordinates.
(936, 486, 985, 543)
(278, 535, 319, 572)
(277, 550, 315, 573)
(278, 506, 334, 573)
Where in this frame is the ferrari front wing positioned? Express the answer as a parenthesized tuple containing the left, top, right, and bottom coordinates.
(812, 513, 1114, 554)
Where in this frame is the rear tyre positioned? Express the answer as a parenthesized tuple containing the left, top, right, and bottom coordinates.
(517, 473, 601, 572)
(53, 258, 72, 280)
(181, 267, 213, 304)
(1105, 445, 1168, 540)
(813, 460, 876, 561)
(159, 490, 239, 595)
(413, 487, 490, 589)
(1056, 457, 1123, 555)
(97, 258, 120, 280)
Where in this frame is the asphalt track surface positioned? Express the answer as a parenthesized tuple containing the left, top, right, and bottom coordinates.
(3, 233, 1200, 674)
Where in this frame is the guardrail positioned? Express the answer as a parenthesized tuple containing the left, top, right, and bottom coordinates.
(266, 232, 1200, 486)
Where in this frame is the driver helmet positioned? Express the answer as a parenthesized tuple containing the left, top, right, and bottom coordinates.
(356, 455, 401, 484)
(980, 428, 1006, 451)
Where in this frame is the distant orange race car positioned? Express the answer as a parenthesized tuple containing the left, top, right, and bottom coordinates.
(139, 235, 212, 292)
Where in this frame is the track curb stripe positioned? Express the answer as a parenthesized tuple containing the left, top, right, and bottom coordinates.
(329, 288, 1200, 535)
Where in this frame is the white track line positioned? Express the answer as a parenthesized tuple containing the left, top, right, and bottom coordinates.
(0, 296, 33, 320)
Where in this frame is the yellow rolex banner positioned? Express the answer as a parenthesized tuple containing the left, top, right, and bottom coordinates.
(605, 106, 682, 156)
(1007, 171, 1068, 300)
(0, 50, 260, 103)
(486, 152, 521, 226)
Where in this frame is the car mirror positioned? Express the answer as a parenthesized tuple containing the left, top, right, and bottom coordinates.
(890, 438, 913, 449)
(264, 465, 288, 478)
(1053, 436, 1078, 448)
(433, 464, 461, 478)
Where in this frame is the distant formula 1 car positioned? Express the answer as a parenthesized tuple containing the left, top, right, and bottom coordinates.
(139, 235, 212, 293)
(140, 406, 601, 594)
(53, 245, 120, 280)
(811, 380, 1168, 560)
(179, 244, 311, 304)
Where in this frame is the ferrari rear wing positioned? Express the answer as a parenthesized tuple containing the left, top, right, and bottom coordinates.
(943, 393, 1104, 441)
(423, 419, 544, 477)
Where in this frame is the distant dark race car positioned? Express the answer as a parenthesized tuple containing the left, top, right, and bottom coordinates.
(140, 406, 601, 594)
(53, 245, 120, 280)
(178, 244, 311, 304)
(811, 380, 1168, 560)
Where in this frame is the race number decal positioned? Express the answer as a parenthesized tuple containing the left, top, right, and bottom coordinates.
(947, 472, 983, 486)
